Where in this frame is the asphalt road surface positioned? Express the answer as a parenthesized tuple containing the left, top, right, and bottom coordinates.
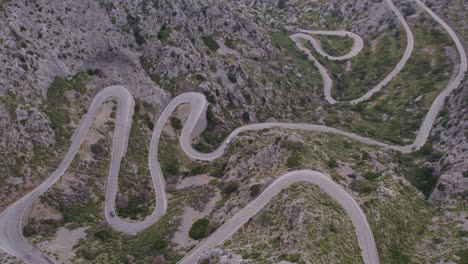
(178, 170, 379, 264)
(0, 0, 465, 263)
(291, 0, 414, 105)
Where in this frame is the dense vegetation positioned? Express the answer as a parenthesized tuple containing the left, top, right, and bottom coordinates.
(201, 36, 220, 52)
(189, 218, 211, 240)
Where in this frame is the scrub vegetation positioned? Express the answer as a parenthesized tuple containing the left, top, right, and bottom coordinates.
(116, 100, 157, 220)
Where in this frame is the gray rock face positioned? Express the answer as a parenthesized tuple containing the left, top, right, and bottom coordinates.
(198, 248, 250, 264)
(15, 104, 55, 147)
(0, 103, 17, 151)
(236, 0, 402, 36)
(0, 0, 276, 151)
(431, 82, 468, 201)
(0, 102, 54, 158)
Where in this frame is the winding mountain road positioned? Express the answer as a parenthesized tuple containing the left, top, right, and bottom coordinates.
(291, 0, 414, 105)
(178, 170, 379, 264)
(0, 0, 466, 263)
(293, 29, 364, 61)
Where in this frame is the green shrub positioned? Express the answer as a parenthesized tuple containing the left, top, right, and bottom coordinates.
(224, 38, 235, 49)
(90, 141, 105, 157)
(133, 29, 146, 45)
(160, 141, 181, 177)
(406, 166, 436, 198)
(361, 151, 370, 160)
(209, 160, 227, 178)
(277, 0, 287, 9)
(201, 36, 220, 52)
(249, 184, 261, 197)
(43, 72, 89, 145)
(144, 115, 154, 130)
(193, 141, 212, 153)
(457, 249, 468, 264)
(189, 164, 209, 175)
(286, 152, 302, 168)
(287, 253, 303, 263)
(23, 224, 36, 237)
(0, 91, 22, 119)
(78, 247, 98, 260)
(457, 230, 468, 238)
(227, 71, 237, 83)
(206, 105, 218, 129)
(241, 112, 249, 122)
(194, 74, 207, 82)
(416, 143, 443, 162)
(350, 180, 377, 194)
(189, 218, 210, 240)
(61, 200, 100, 224)
(222, 181, 239, 195)
(157, 24, 171, 44)
(93, 228, 114, 241)
(170, 116, 182, 130)
(326, 159, 338, 168)
(363, 171, 380, 181)
(130, 206, 182, 259)
(116, 193, 149, 219)
(162, 158, 180, 177)
(151, 237, 168, 251)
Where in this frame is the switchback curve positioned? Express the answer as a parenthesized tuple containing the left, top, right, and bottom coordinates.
(290, 0, 414, 105)
(0, 0, 466, 263)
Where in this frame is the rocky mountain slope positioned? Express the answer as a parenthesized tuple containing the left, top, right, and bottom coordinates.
(0, 0, 466, 263)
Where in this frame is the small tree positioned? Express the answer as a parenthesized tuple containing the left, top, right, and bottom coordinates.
(170, 116, 182, 130)
(278, 0, 287, 9)
(189, 218, 210, 240)
(249, 184, 261, 197)
(222, 181, 239, 195)
(90, 141, 105, 157)
(201, 36, 220, 51)
(326, 158, 338, 168)
(286, 152, 301, 168)
(227, 71, 237, 83)
(151, 237, 168, 251)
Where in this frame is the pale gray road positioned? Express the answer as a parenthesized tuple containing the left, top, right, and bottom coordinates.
(178, 170, 379, 264)
(294, 29, 364, 61)
(291, 0, 414, 105)
(0, 86, 135, 264)
(0, 0, 466, 263)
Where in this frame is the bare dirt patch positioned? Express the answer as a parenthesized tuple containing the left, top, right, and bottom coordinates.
(29, 200, 62, 221)
(177, 174, 217, 189)
(37, 227, 88, 264)
(175, 103, 191, 124)
(80, 99, 115, 162)
(172, 188, 221, 249)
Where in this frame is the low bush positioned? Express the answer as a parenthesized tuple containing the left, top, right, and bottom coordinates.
(326, 159, 338, 168)
(224, 38, 235, 49)
(90, 141, 105, 157)
(189, 218, 210, 240)
(209, 160, 227, 178)
(363, 171, 380, 181)
(406, 166, 436, 198)
(456, 249, 468, 264)
(201, 36, 219, 52)
(286, 152, 302, 168)
(194, 74, 207, 82)
(350, 180, 377, 194)
(222, 181, 239, 195)
(227, 71, 237, 83)
(249, 184, 261, 197)
(157, 24, 171, 44)
(93, 228, 114, 242)
(170, 116, 182, 130)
